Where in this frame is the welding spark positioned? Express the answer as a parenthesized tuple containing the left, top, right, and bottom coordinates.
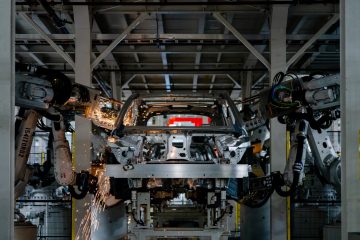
(75, 168, 111, 240)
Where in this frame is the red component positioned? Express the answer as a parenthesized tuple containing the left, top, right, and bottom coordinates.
(168, 117, 211, 127)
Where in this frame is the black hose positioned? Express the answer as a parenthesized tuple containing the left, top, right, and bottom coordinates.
(273, 121, 306, 197)
(243, 187, 274, 208)
(38, 111, 62, 125)
(68, 185, 88, 200)
(213, 210, 226, 225)
(131, 211, 145, 226)
(68, 172, 92, 200)
(38, 0, 70, 34)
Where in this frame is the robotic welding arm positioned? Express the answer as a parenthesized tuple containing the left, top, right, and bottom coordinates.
(14, 63, 95, 200)
(243, 72, 341, 200)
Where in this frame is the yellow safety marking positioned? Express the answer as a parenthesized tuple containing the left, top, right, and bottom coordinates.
(286, 130, 291, 240)
(71, 132, 76, 240)
(358, 130, 360, 180)
(236, 202, 240, 238)
(41, 152, 45, 165)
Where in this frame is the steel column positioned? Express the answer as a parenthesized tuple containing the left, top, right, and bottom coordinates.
(73, 116, 93, 239)
(74, 5, 92, 87)
(0, 0, 14, 239)
(111, 71, 118, 99)
(270, 4, 289, 240)
(341, 0, 360, 239)
(73, 9, 93, 236)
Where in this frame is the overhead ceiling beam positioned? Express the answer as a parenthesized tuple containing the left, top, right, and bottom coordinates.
(16, 4, 339, 15)
(16, 50, 338, 54)
(130, 83, 233, 87)
(286, 14, 339, 68)
(211, 14, 235, 94)
(213, 12, 271, 70)
(131, 46, 150, 93)
(93, 20, 120, 68)
(291, 16, 308, 35)
(121, 14, 150, 94)
(251, 15, 314, 90)
(15, 33, 340, 41)
(243, 19, 268, 95)
(30, 14, 51, 34)
(18, 44, 46, 66)
(299, 24, 339, 69)
(101, 69, 265, 74)
(91, 12, 148, 69)
(19, 12, 75, 69)
(16, 1, 338, 6)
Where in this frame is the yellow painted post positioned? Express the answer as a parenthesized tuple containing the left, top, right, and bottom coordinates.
(358, 130, 360, 180)
(41, 152, 45, 165)
(71, 132, 76, 240)
(236, 202, 241, 238)
(286, 130, 291, 240)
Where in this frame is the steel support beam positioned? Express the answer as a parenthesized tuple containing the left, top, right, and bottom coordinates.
(121, 75, 136, 99)
(270, 4, 289, 240)
(243, 20, 268, 96)
(111, 71, 118, 99)
(341, 0, 360, 239)
(118, 14, 149, 93)
(252, 73, 267, 88)
(15, 49, 337, 55)
(193, 13, 206, 92)
(286, 14, 339, 68)
(73, 116, 93, 239)
(0, 0, 14, 238)
(73, 6, 93, 235)
(15, 33, 340, 42)
(157, 14, 171, 92)
(241, 71, 252, 99)
(240, 20, 271, 240)
(16, 4, 339, 15)
(227, 74, 241, 99)
(130, 46, 150, 93)
(19, 13, 75, 69)
(209, 14, 234, 94)
(19, 44, 46, 66)
(91, 13, 148, 69)
(74, 5, 92, 87)
(213, 12, 270, 70)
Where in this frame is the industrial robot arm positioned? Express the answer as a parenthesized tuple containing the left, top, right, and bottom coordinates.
(243, 72, 340, 201)
(15, 63, 96, 200)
